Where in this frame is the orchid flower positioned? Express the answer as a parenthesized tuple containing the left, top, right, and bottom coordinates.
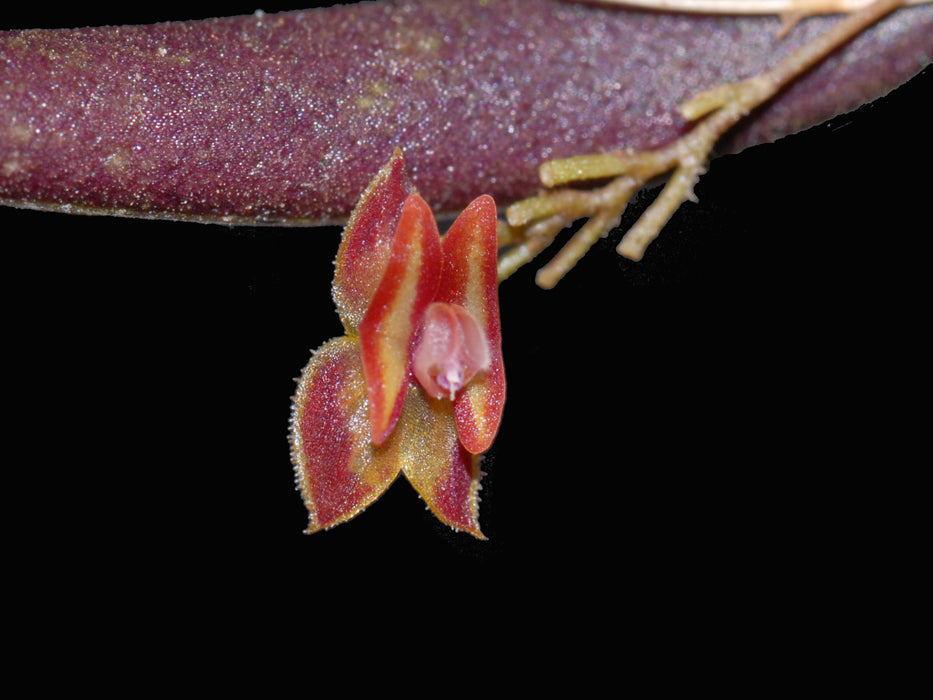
(289, 150, 505, 538)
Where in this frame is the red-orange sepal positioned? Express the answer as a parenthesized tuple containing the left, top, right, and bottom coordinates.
(395, 388, 485, 539)
(290, 337, 402, 532)
(291, 336, 484, 537)
(359, 194, 442, 445)
(332, 148, 413, 333)
(435, 195, 505, 454)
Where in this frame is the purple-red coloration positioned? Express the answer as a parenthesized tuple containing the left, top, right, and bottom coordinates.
(1, 1, 930, 223)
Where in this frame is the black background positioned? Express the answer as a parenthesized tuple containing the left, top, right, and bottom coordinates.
(4, 2, 927, 588)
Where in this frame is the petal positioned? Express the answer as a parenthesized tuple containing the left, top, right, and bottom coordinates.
(290, 337, 402, 532)
(436, 195, 505, 454)
(359, 193, 442, 445)
(332, 149, 414, 333)
(413, 301, 490, 401)
(396, 388, 485, 539)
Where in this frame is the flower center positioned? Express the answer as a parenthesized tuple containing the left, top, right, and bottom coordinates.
(413, 302, 491, 401)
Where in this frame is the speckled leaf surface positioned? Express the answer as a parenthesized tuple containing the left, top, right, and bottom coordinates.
(1, 1, 929, 222)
